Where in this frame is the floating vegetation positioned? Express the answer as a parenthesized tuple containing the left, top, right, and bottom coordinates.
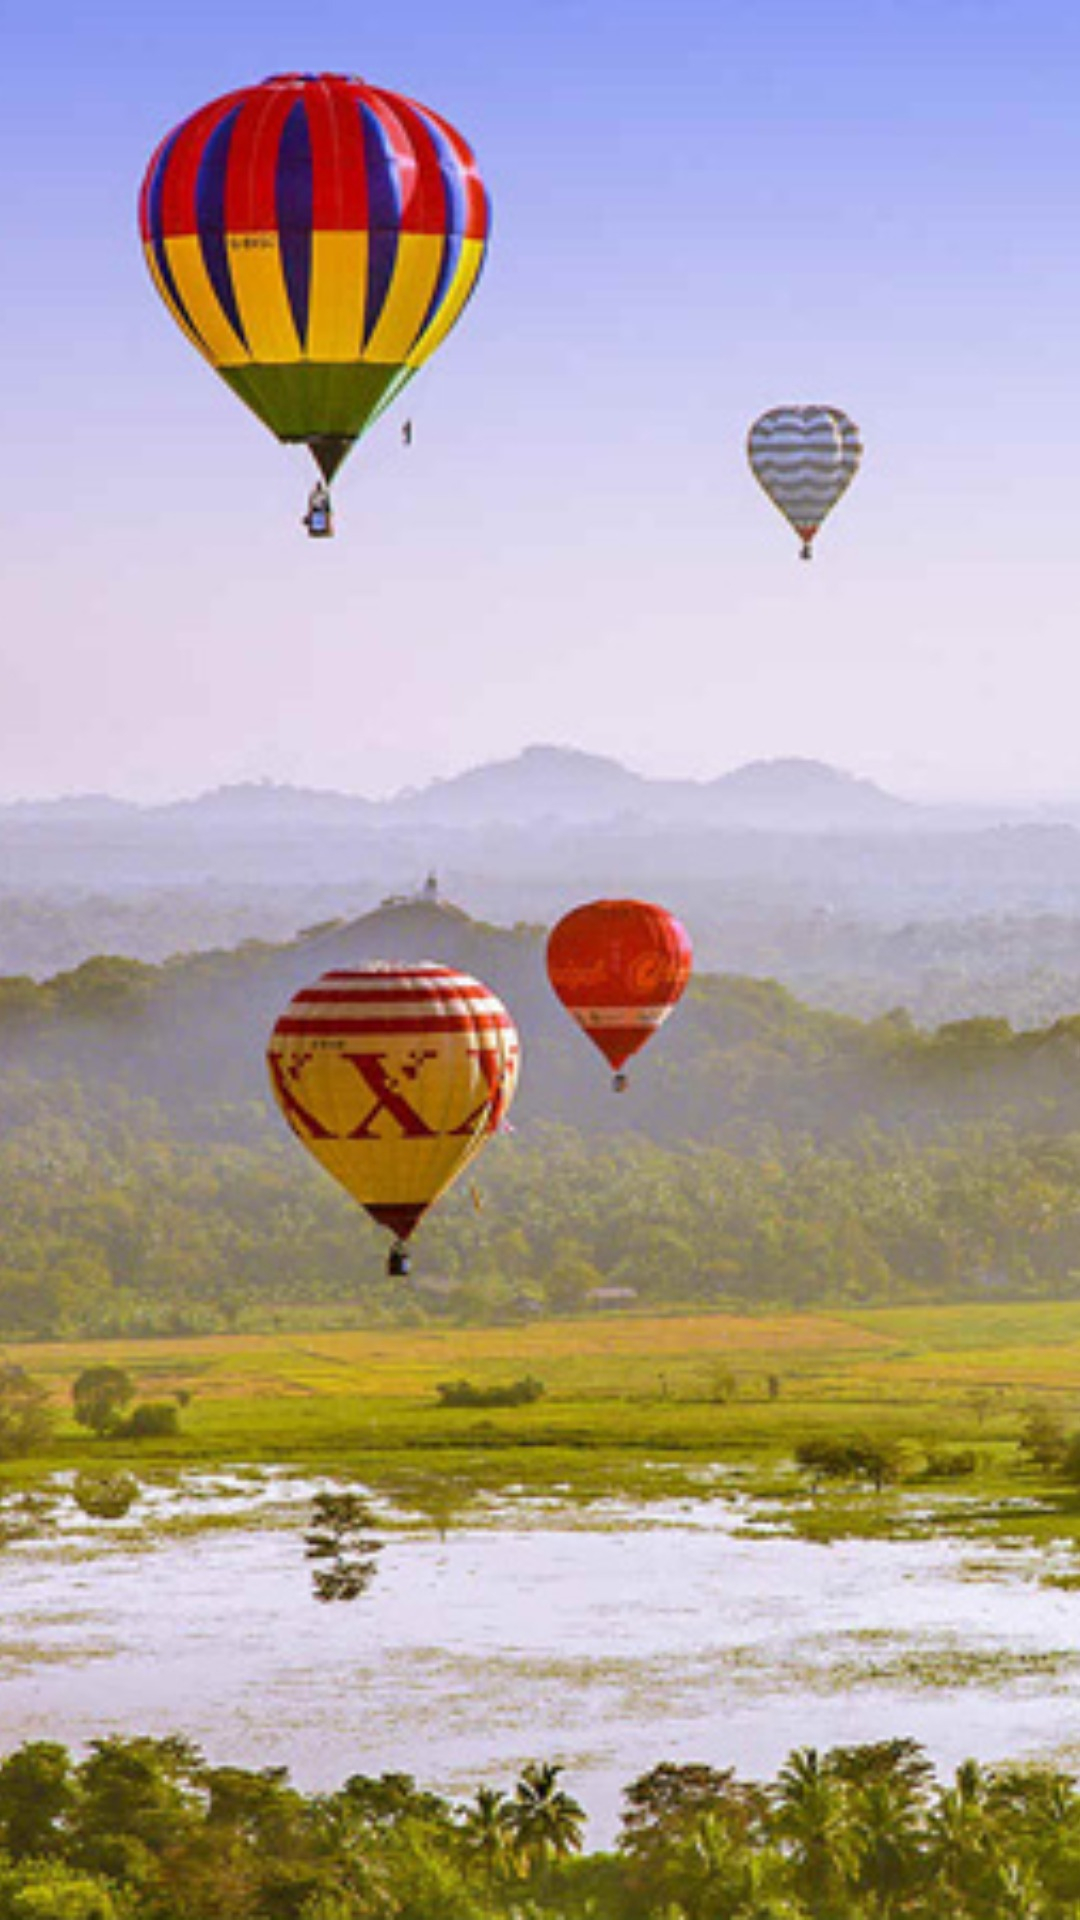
(71, 1473, 140, 1520)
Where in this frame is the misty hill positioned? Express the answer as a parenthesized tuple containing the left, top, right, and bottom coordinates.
(159, 781, 379, 826)
(13, 817, 1080, 1034)
(705, 757, 911, 829)
(388, 747, 917, 831)
(7, 749, 1080, 1046)
(0, 746, 920, 837)
(388, 744, 650, 826)
(7, 898, 1080, 1152)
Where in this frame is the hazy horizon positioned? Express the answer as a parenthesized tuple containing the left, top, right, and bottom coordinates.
(3, 743, 1080, 813)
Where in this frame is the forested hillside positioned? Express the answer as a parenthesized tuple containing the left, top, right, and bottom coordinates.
(11, 886, 1080, 1030)
(4, 901, 1080, 1335)
(6, 898, 1080, 1142)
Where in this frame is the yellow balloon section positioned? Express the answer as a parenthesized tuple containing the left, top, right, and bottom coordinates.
(267, 963, 519, 1246)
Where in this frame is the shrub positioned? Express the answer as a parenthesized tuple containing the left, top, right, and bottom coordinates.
(1059, 1433, 1080, 1485)
(71, 1474, 140, 1519)
(1019, 1408, 1069, 1472)
(122, 1402, 180, 1439)
(795, 1435, 911, 1491)
(435, 1376, 545, 1409)
(923, 1448, 978, 1480)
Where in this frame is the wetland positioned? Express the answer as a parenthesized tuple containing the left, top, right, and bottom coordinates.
(4, 1468, 1080, 1842)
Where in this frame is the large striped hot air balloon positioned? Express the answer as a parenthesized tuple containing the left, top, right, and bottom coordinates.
(547, 900, 692, 1092)
(267, 963, 519, 1275)
(747, 406, 862, 559)
(139, 73, 490, 531)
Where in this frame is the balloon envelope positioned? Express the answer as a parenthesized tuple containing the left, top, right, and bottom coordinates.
(267, 963, 519, 1244)
(139, 73, 490, 481)
(747, 406, 862, 555)
(546, 900, 692, 1076)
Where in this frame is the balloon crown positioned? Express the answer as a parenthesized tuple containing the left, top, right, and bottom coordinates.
(259, 72, 364, 87)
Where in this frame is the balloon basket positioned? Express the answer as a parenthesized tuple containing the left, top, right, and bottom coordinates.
(387, 1241, 412, 1280)
(304, 486, 334, 539)
(612, 1072, 628, 1093)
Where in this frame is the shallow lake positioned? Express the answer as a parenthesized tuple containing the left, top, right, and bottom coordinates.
(2, 1473, 1079, 1842)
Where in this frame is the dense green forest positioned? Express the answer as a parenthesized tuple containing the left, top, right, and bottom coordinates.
(5, 902, 1080, 1334)
(8, 1087, 1080, 1334)
(0, 1734, 1078, 1919)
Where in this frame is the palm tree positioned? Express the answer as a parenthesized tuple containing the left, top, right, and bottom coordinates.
(510, 1762, 585, 1881)
(459, 1785, 517, 1885)
(827, 1741, 934, 1916)
(926, 1761, 997, 1911)
(849, 1776, 927, 1916)
(972, 1767, 1080, 1920)
(980, 1855, 1051, 1920)
(667, 1813, 801, 1920)
(773, 1747, 856, 1911)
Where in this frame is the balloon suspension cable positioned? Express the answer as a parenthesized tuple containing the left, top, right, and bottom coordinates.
(612, 1071, 629, 1093)
(387, 1239, 412, 1280)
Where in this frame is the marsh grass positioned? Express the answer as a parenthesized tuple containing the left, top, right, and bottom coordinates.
(4, 1305, 1080, 1546)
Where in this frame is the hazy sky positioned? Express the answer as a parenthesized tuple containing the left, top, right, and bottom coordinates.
(6, 0, 1080, 802)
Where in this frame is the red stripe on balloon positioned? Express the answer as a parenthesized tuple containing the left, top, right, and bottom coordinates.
(305, 77, 368, 231)
(319, 966, 463, 978)
(272, 1015, 514, 1036)
(293, 986, 493, 1005)
(225, 85, 297, 233)
(157, 92, 247, 238)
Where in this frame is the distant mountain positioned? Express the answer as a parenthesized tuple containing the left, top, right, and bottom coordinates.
(386, 747, 915, 831)
(0, 794, 139, 822)
(0, 747, 918, 835)
(704, 757, 912, 829)
(159, 781, 377, 826)
(385, 744, 651, 826)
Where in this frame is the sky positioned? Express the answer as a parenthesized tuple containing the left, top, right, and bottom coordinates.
(6, 0, 1080, 803)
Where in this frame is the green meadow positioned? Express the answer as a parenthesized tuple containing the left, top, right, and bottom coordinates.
(6, 1303, 1080, 1546)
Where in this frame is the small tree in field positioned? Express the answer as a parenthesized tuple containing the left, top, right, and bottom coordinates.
(72, 1368, 134, 1438)
(0, 1365, 54, 1459)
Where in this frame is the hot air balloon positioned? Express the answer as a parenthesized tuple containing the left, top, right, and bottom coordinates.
(139, 73, 490, 534)
(267, 963, 519, 1275)
(547, 901, 692, 1091)
(747, 406, 862, 559)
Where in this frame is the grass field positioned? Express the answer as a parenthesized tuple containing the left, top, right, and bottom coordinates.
(6, 1303, 1080, 1546)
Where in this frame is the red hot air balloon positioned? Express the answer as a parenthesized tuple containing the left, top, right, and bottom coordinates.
(546, 901, 692, 1091)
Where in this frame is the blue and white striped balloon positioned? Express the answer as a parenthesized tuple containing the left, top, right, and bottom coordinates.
(748, 406, 862, 559)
